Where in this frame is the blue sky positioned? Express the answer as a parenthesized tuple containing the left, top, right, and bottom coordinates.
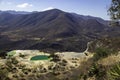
(0, 0, 111, 20)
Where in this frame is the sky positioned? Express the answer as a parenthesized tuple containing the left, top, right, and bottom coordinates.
(0, 0, 111, 20)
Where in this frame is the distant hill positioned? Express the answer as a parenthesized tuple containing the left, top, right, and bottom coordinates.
(0, 9, 119, 52)
(0, 10, 32, 14)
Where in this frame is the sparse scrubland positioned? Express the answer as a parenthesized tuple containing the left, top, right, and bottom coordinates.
(0, 38, 120, 80)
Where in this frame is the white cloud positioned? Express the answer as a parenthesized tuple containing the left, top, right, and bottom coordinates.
(17, 3, 33, 8)
(42, 7, 55, 11)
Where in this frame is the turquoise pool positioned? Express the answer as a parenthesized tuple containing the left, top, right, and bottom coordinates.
(30, 55, 49, 61)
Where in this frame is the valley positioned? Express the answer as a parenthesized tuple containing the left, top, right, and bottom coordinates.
(0, 9, 119, 52)
(0, 9, 119, 80)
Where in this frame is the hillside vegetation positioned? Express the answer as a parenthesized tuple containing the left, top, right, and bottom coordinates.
(0, 38, 120, 80)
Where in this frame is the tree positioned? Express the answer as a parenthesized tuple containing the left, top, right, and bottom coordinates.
(108, 0, 120, 26)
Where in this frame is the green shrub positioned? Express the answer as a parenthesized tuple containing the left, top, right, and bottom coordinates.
(87, 63, 107, 80)
(19, 53, 25, 57)
(93, 47, 111, 61)
(108, 62, 120, 80)
(7, 51, 16, 57)
(88, 64, 99, 77)
(49, 53, 61, 62)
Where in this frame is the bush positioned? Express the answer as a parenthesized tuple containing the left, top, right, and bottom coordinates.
(108, 62, 120, 80)
(0, 50, 7, 58)
(93, 47, 112, 61)
(11, 57, 19, 65)
(19, 53, 25, 57)
(49, 53, 61, 62)
(87, 63, 107, 80)
(0, 68, 9, 80)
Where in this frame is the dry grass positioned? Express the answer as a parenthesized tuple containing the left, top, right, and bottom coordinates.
(98, 53, 120, 66)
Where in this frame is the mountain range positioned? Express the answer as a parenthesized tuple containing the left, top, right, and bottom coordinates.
(0, 9, 119, 52)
